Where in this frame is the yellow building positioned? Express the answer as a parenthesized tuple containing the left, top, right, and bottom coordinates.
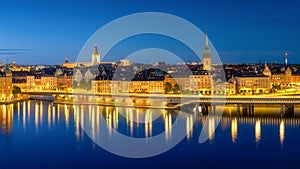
(148, 81, 164, 93)
(236, 75, 270, 94)
(292, 74, 300, 84)
(189, 71, 212, 95)
(27, 75, 56, 91)
(129, 81, 150, 93)
(57, 73, 73, 92)
(225, 81, 237, 95)
(92, 80, 112, 94)
(41, 76, 57, 90)
(92, 80, 164, 94)
(263, 65, 292, 86)
(0, 68, 13, 101)
(26, 76, 35, 91)
(129, 81, 164, 93)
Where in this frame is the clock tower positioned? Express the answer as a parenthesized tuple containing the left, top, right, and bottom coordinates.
(92, 46, 100, 66)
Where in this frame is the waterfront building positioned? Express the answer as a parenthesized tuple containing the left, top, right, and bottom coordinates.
(92, 80, 112, 94)
(12, 70, 33, 91)
(0, 68, 13, 101)
(92, 80, 131, 94)
(236, 75, 270, 94)
(148, 81, 164, 93)
(225, 76, 237, 95)
(129, 80, 164, 93)
(57, 73, 73, 92)
(189, 71, 212, 95)
(129, 81, 150, 93)
(263, 64, 292, 87)
(26, 75, 35, 91)
(41, 76, 57, 90)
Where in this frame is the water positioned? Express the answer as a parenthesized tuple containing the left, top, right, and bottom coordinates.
(1, 100, 300, 169)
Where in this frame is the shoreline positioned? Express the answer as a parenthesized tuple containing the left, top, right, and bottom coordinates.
(1, 96, 300, 118)
(21, 91, 300, 98)
(0, 97, 30, 105)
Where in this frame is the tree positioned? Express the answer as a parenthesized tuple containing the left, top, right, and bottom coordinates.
(183, 89, 192, 95)
(79, 80, 91, 90)
(164, 82, 173, 93)
(72, 81, 79, 89)
(12, 85, 21, 98)
(173, 84, 181, 94)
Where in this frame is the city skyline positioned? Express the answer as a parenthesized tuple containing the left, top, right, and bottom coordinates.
(2, 1, 300, 168)
(0, 0, 300, 64)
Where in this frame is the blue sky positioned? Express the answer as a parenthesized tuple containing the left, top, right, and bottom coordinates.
(0, 0, 299, 64)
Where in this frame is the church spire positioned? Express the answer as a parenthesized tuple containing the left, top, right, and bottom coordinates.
(202, 26, 211, 59)
(202, 26, 211, 71)
(205, 27, 209, 50)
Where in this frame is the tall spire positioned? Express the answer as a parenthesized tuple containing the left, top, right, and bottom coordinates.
(205, 26, 209, 50)
(202, 26, 211, 71)
(202, 26, 211, 59)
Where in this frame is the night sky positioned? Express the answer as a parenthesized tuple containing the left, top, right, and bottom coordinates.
(0, 0, 299, 64)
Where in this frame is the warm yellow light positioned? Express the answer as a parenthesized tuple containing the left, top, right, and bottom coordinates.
(255, 120, 261, 143)
(280, 120, 285, 145)
(231, 118, 238, 143)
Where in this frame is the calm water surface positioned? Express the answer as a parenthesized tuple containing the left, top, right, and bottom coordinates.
(1, 101, 300, 169)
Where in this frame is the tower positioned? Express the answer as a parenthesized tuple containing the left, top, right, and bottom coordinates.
(65, 56, 69, 63)
(285, 52, 288, 65)
(202, 29, 211, 71)
(92, 46, 100, 66)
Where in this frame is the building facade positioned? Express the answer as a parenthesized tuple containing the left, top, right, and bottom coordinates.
(236, 76, 270, 94)
(0, 68, 13, 101)
(189, 71, 212, 95)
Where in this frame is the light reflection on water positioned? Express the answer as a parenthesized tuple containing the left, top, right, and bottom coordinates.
(1, 101, 299, 145)
(1, 101, 300, 168)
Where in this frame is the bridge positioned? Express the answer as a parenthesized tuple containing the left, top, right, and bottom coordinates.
(22, 91, 299, 117)
(22, 91, 300, 104)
